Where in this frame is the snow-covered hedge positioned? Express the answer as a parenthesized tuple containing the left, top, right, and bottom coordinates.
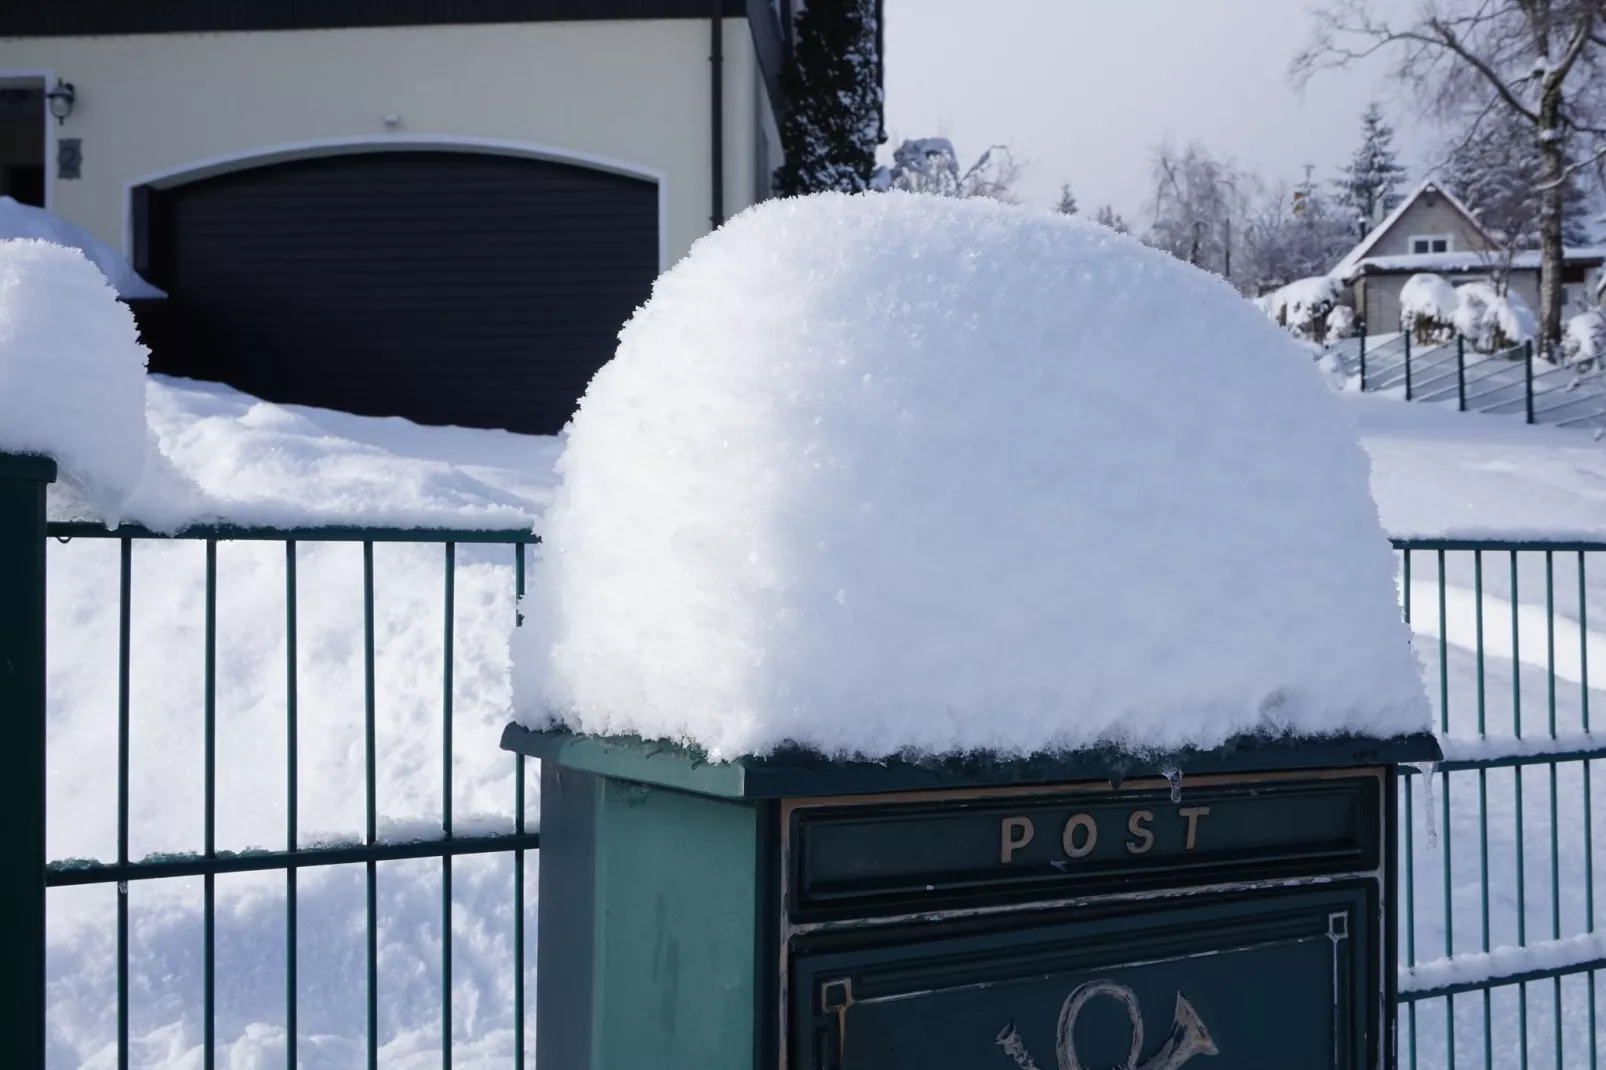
(1400, 273, 1460, 345)
(1453, 281, 1536, 354)
(1565, 309, 1606, 369)
(0, 240, 151, 521)
(1258, 275, 1347, 344)
(1326, 304, 1356, 341)
(514, 192, 1428, 760)
(1399, 272, 1536, 353)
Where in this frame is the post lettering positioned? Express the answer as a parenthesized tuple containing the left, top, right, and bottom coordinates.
(1000, 816, 1035, 863)
(1125, 809, 1154, 855)
(1061, 813, 1098, 859)
(1178, 805, 1211, 850)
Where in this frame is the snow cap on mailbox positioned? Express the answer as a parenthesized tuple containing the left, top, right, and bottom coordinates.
(512, 192, 1429, 760)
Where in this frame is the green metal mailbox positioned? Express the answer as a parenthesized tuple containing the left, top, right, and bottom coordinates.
(503, 725, 1440, 1070)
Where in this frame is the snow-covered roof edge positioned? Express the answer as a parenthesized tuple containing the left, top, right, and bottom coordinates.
(1330, 178, 1499, 279)
(1342, 245, 1606, 280)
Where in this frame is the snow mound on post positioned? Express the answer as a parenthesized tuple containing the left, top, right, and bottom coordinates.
(0, 239, 150, 520)
(514, 193, 1429, 760)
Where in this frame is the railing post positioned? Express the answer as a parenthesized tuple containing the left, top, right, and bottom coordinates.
(1358, 331, 1368, 391)
(1457, 335, 1466, 412)
(1404, 331, 1413, 401)
(0, 451, 56, 1066)
(1525, 339, 1535, 425)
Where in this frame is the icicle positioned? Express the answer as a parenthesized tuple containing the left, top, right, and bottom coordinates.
(1414, 762, 1439, 850)
(1162, 765, 1183, 804)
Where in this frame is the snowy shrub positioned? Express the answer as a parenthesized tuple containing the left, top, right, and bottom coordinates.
(515, 192, 1429, 759)
(1326, 304, 1356, 341)
(1452, 281, 1536, 355)
(1399, 273, 1459, 344)
(1259, 275, 1346, 344)
(0, 239, 150, 522)
(1564, 310, 1606, 369)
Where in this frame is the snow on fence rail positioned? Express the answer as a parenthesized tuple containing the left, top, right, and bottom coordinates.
(11, 511, 1606, 1067)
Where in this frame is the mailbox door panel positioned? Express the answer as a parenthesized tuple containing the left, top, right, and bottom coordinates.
(790, 885, 1374, 1070)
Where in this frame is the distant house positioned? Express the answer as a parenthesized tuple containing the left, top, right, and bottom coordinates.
(1331, 179, 1605, 336)
(0, 2, 884, 435)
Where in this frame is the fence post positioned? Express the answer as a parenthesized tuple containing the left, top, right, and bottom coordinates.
(1525, 339, 1535, 424)
(1358, 332, 1367, 391)
(0, 451, 56, 1066)
(1457, 335, 1466, 412)
(1404, 331, 1413, 401)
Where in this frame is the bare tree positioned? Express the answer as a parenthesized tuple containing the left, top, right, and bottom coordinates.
(874, 138, 1023, 201)
(1241, 180, 1357, 294)
(1143, 141, 1253, 287)
(1293, 0, 1606, 357)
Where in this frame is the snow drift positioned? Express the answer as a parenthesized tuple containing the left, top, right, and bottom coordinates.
(513, 192, 1428, 759)
(0, 239, 152, 521)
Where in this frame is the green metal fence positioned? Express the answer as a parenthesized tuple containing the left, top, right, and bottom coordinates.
(1395, 539, 1606, 1069)
(8, 450, 1606, 1067)
(2, 458, 539, 1068)
(1329, 333, 1606, 433)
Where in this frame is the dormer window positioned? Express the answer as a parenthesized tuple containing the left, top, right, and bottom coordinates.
(1410, 235, 1452, 255)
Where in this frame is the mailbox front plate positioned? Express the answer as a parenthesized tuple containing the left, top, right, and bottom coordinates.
(791, 883, 1373, 1070)
(779, 768, 1391, 1070)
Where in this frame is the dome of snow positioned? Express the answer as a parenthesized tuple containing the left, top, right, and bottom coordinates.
(0, 239, 151, 523)
(513, 192, 1429, 760)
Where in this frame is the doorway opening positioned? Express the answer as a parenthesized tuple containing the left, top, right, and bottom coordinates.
(0, 79, 45, 207)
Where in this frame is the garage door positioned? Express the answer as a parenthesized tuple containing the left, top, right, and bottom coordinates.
(137, 150, 658, 435)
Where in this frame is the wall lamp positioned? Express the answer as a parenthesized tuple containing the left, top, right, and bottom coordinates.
(45, 79, 75, 125)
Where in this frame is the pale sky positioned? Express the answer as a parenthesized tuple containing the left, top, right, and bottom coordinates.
(881, 0, 1434, 222)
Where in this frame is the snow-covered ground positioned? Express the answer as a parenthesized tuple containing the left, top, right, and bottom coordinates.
(42, 371, 1606, 1067)
(1351, 390, 1606, 539)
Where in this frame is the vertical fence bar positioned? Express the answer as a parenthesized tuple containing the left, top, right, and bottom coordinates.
(118, 538, 132, 1070)
(1547, 553, 1562, 1069)
(1405, 330, 1414, 401)
(1457, 336, 1467, 412)
(286, 540, 298, 1070)
(204, 539, 218, 1070)
(0, 454, 53, 1068)
(1403, 549, 1419, 1068)
(1475, 550, 1491, 1068)
(443, 542, 455, 1070)
(1511, 551, 1529, 1069)
(1440, 549, 1456, 1070)
(1526, 340, 1535, 425)
(364, 541, 378, 1070)
(1584, 551, 1598, 1070)
(1359, 331, 1368, 391)
(513, 541, 527, 1070)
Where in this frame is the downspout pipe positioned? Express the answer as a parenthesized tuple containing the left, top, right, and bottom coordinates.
(711, 11, 724, 229)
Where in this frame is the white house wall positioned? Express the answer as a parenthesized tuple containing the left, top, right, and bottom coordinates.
(0, 18, 769, 268)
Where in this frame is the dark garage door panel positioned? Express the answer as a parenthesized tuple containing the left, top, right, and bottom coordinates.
(141, 151, 658, 435)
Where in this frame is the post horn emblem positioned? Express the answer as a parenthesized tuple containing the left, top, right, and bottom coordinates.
(996, 979, 1218, 1070)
